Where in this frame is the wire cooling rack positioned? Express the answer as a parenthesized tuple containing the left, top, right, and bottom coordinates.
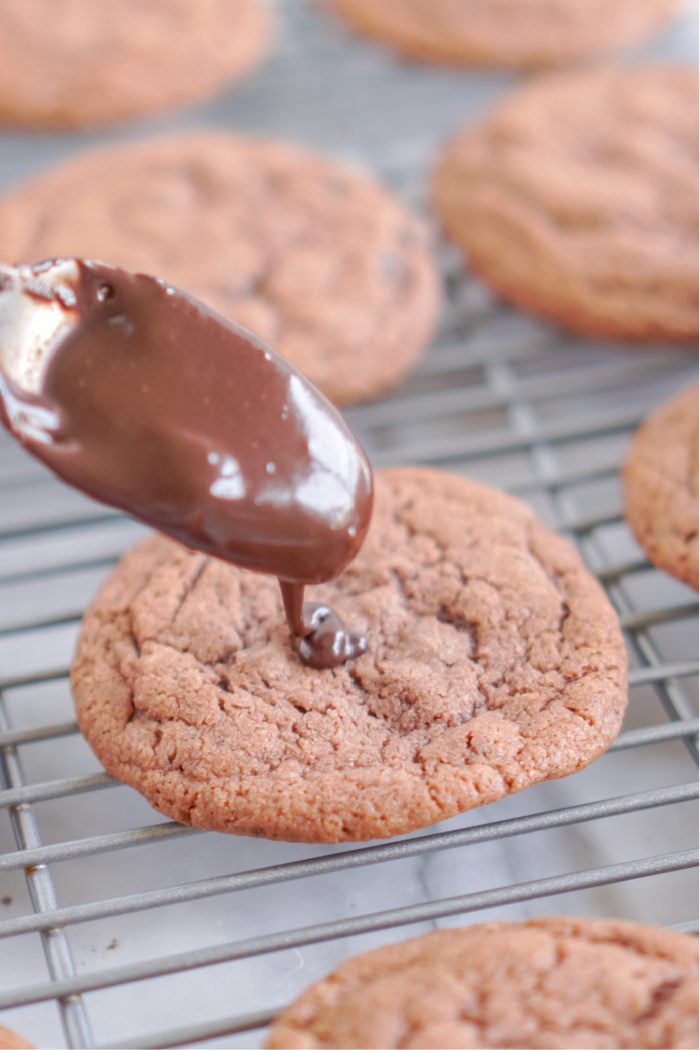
(0, 3, 698, 1048)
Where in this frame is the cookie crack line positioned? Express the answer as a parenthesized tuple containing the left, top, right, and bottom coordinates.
(167, 557, 209, 630)
(635, 978, 684, 1024)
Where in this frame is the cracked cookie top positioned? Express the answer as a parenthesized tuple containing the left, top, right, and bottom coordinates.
(433, 65, 698, 342)
(72, 468, 627, 842)
(0, 133, 439, 405)
(265, 917, 699, 1049)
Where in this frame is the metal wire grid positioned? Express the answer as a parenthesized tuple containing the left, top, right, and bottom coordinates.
(0, 3, 698, 1047)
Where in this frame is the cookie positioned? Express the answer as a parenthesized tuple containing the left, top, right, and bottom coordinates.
(0, 1029, 32, 1050)
(265, 918, 699, 1049)
(0, 134, 438, 405)
(433, 65, 698, 342)
(328, 0, 681, 69)
(0, 0, 270, 129)
(623, 385, 699, 590)
(72, 467, 627, 843)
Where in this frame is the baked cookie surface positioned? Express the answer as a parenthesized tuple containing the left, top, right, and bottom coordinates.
(0, 0, 270, 128)
(328, 0, 681, 68)
(265, 918, 699, 1049)
(72, 468, 627, 843)
(433, 65, 698, 342)
(624, 385, 699, 589)
(0, 134, 438, 405)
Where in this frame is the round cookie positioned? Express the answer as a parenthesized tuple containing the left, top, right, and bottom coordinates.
(0, 0, 270, 129)
(433, 65, 698, 342)
(623, 385, 698, 590)
(0, 1029, 32, 1050)
(0, 134, 438, 405)
(328, 0, 682, 69)
(72, 468, 627, 843)
(265, 918, 699, 1049)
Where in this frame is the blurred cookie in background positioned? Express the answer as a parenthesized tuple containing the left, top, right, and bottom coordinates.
(0, 134, 439, 404)
(0, 0, 270, 128)
(624, 385, 699, 590)
(0, 1028, 32, 1050)
(327, 0, 682, 69)
(433, 65, 698, 342)
(266, 918, 699, 1049)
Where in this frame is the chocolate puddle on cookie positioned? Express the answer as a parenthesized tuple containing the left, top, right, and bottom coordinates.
(0, 258, 373, 667)
(280, 582, 367, 669)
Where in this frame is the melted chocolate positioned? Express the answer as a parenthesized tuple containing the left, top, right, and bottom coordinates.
(0, 259, 373, 667)
(280, 581, 367, 669)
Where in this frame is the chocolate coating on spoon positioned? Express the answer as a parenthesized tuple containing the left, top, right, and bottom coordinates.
(0, 259, 373, 668)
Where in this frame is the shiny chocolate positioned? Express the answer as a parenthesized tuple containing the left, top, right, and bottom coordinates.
(0, 259, 373, 667)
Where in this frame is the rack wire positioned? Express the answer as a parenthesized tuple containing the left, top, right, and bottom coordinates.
(0, 3, 698, 1047)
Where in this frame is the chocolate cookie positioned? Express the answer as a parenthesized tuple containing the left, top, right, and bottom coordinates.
(72, 468, 627, 843)
(328, 0, 681, 69)
(0, 1028, 32, 1050)
(623, 385, 699, 590)
(0, 0, 270, 128)
(0, 134, 438, 405)
(433, 65, 698, 342)
(265, 918, 699, 1049)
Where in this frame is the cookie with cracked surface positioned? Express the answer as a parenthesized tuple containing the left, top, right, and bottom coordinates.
(0, 134, 438, 405)
(72, 467, 627, 843)
(433, 65, 698, 342)
(623, 385, 699, 590)
(328, 0, 682, 69)
(0, 0, 270, 129)
(0, 1028, 32, 1050)
(265, 917, 699, 1049)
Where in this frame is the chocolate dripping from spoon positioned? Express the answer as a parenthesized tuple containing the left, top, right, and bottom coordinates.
(0, 259, 373, 668)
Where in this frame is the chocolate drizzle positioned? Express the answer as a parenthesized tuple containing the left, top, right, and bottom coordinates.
(280, 581, 367, 669)
(0, 259, 373, 668)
